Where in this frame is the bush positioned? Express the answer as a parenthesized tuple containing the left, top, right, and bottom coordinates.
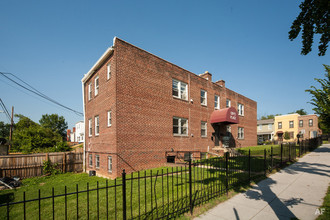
(43, 160, 62, 176)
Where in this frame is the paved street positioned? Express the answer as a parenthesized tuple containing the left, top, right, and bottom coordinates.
(195, 144, 330, 220)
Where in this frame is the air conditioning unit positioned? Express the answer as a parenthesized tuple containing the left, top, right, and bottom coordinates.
(89, 170, 96, 176)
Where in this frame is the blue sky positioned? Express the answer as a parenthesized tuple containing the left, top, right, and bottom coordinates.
(0, 0, 329, 128)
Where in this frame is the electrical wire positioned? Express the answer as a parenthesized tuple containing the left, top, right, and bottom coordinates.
(0, 72, 83, 116)
(0, 98, 11, 122)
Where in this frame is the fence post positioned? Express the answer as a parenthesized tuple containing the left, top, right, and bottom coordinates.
(271, 146, 273, 171)
(299, 141, 301, 157)
(189, 159, 193, 215)
(264, 149, 267, 176)
(248, 149, 251, 182)
(289, 143, 291, 162)
(225, 152, 229, 196)
(280, 144, 283, 166)
(122, 169, 127, 220)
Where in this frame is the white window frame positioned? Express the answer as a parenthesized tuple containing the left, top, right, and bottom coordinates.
(201, 121, 207, 137)
(95, 76, 99, 96)
(172, 79, 188, 100)
(238, 127, 244, 139)
(95, 155, 100, 168)
(89, 154, 93, 167)
(289, 120, 294, 128)
(95, 116, 99, 136)
(173, 117, 188, 136)
(108, 156, 112, 173)
(226, 99, 231, 108)
(88, 83, 92, 100)
(299, 120, 303, 127)
(238, 103, 244, 116)
(201, 90, 207, 106)
(107, 63, 111, 80)
(88, 119, 92, 137)
(309, 119, 313, 127)
(278, 122, 282, 129)
(214, 95, 220, 109)
(107, 110, 112, 127)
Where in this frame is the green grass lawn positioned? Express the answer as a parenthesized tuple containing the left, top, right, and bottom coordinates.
(0, 164, 252, 220)
(317, 184, 330, 220)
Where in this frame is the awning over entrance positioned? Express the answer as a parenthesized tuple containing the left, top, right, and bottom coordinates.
(210, 107, 239, 124)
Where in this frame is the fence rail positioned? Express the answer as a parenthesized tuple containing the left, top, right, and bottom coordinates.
(0, 152, 83, 178)
(0, 137, 322, 219)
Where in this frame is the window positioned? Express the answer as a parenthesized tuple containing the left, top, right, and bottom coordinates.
(95, 155, 100, 168)
(201, 121, 207, 137)
(309, 119, 313, 127)
(214, 95, 220, 109)
(89, 154, 93, 167)
(107, 63, 111, 80)
(226, 125, 231, 132)
(95, 76, 99, 96)
(88, 83, 92, 100)
(172, 79, 187, 100)
(95, 116, 99, 136)
(258, 125, 262, 130)
(88, 119, 92, 137)
(238, 127, 244, 139)
(108, 156, 112, 173)
(173, 117, 188, 136)
(238, 103, 244, 116)
(108, 110, 112, 127)
(268, 124, 272, 130)
(299, 120, 303, 127)
(201, 90, 207, 106)
(278, 122, 282, 129)
(289, 121, 294, 128)
(226, 99, 231, 108)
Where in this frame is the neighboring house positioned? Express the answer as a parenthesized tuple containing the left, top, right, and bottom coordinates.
(257, 119, 274, 143)
(82, 37, 257, 178)
(70, 127, 76, 142)
(274, 114, 321, 142)
(75, 121, 85, 143)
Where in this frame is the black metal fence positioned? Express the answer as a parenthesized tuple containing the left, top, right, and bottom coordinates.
(0, 137, 322, 219)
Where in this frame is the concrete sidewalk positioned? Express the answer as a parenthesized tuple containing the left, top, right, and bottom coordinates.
(195, 144, 330, 220)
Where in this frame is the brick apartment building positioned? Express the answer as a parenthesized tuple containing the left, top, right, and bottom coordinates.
(82, 37, 257, 178)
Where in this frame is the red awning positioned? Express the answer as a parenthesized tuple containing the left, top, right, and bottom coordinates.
(210, 107, 239, 124)
(277, 131, 283, 134)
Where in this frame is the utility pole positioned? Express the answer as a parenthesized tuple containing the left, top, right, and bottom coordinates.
(9, 106, 14, 152)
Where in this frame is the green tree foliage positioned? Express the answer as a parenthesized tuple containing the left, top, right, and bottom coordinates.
(288, 109, 308, 115)
(289, 0, 329, 56)
(39, 114, 68, 140)
(260, 114, 282, 120)
(0, 121, 10, 139)
(306, 65, 330, 133)
(284, 131, 291, 140)
(12, 114, 70, 153)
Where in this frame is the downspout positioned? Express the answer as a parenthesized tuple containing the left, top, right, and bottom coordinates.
(81, 80, 86, 172)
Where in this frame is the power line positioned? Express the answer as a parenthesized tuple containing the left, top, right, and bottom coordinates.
(0, 72, 83, 116)
(0, 98, 11, 122)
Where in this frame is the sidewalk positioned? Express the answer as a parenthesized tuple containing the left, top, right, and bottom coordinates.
(195, 144, 330, 220)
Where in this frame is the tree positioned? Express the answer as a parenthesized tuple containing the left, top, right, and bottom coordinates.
(289, 0, 329, 56)
(288, 109, 308, 115)
(305, 64, 330, 133)
(260, 114, 282, 120)
(284, 131, 291, 140)
(0, 121, 10, 139)
(39, 114, 68, 140)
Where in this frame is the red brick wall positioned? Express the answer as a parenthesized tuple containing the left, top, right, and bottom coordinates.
(298, 115, 321, 139)
(84, 38, 257, 178)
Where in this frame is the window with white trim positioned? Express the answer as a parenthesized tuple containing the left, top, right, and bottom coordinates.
(88, 119, 92, 137)
(95, 116, 99, 136)
(278, 122, 282, 129)
(108, 156, 112, 173)
(172, 79, 188, 100)
(107, 63, 111, 80)
(95, 155, 100, 168)
(107, 110, 112, 127)
(201, 121, 207, 137)
(95, 76, 99, 96)
(299, 120, 303, 127)
(173, 117, 188, 136)
(289, 120, 294, 128)
(238, 127, 244, 139)
(88, 83, 92, 100)
(214, 95, 220, 109)
(89, 154, 93, 167)
(309, 119, 313, 127)
(226, 99, 231, 108)
(201, 90, 207, 106)
(238, 103, 244, 116)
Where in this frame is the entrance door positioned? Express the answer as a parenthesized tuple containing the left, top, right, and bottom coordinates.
(212, 125, 220, 146)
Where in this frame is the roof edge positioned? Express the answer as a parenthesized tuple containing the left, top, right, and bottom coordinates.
(81, 36, 116, 83)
